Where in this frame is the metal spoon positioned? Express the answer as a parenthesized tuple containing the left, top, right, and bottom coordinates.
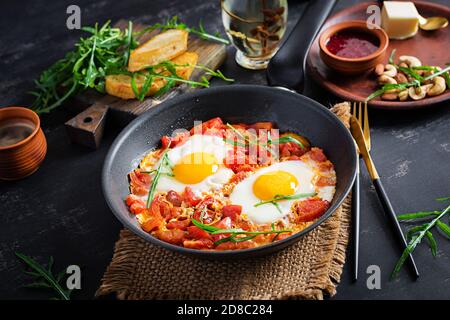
(418, 14, 448, 31)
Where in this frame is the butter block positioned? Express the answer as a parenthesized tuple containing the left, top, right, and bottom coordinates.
(381, 1, 419, 40)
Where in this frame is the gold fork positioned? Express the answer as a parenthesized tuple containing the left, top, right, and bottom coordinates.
(350, 102, 362, 281)
(350, 102, 420, 278)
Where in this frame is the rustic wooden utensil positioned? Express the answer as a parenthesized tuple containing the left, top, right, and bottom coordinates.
(65, 20, 227, 149)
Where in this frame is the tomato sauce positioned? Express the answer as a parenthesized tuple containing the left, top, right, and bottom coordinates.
(326, 30, 379, 58)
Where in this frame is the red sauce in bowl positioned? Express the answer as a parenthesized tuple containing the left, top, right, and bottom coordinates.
(326, 30, 380, 59)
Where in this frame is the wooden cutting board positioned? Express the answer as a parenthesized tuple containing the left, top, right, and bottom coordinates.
(65, 20, 227, 149)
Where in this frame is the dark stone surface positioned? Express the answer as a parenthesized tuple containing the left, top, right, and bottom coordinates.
(0, 0, 449, 300)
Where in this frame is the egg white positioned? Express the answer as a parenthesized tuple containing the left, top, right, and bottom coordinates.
(229, 160, 335, 225)
(154, 134, 234, 195)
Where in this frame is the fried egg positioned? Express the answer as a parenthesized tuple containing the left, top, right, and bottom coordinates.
(229, 160, 335, 225)
(153, 134, 234, 195)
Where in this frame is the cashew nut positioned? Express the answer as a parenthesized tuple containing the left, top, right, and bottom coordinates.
(374, 64, 385, 76)
(408, 84, 432, 100)
(398, 90, 409, 101)
(381, 92, 398, 100)
(383, 64, 397, 77)
(399, 55, 422, 68)
(427, 76, 446, 96)
(399, 62, 409, 68)
(394, 73, 408, 83)
(378, 75, 397, 85)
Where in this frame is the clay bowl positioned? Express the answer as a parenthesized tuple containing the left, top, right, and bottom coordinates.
(0, 107, 47, 180)
(319, 20, 389, 74)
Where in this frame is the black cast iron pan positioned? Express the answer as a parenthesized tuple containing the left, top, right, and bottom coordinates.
(102, 0, 355, 258)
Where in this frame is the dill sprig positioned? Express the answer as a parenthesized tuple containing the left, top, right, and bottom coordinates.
(391, 197, 450, 279)
(15, 253, 71, 300)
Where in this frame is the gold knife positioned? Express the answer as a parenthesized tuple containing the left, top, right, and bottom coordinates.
(350, 116, 420, 278)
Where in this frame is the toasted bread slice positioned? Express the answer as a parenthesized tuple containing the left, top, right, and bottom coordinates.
(106, 51, 198, 100)
(127, 29, 189, 72)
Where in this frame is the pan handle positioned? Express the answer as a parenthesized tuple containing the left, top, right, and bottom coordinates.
(267, 0, 336, 92)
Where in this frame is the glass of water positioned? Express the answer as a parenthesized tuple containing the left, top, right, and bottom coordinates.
(221, 0, 288, 70)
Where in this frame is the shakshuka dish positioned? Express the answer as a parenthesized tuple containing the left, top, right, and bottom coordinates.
(125, 117, 336, 250)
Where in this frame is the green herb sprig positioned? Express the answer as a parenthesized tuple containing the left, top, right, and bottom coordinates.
(16, 253, 71, 300)
(191, 219, 292, 245)
(146, 143, 173, 207)
(254, 193, 317, 213)
(30, 17, 231, 114)
(391, 197, 450, 279)
(366, 50, 450, 102)
(136, 16, 229, 45)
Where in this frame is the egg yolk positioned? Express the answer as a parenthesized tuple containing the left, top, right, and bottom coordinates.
(173, 152, 219, 184)
(253, 170, 298, 200)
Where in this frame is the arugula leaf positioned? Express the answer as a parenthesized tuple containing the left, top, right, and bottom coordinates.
(16, 253, 71, 300)
(391, 202, 450, 279)
(397, 211, 441, 221)
(254, 193, 317, 208)
(425, 231, 437, 257)
(436, 220, 450, 237)
(146, 143, 172, 207)
(388, 49, 397, 65)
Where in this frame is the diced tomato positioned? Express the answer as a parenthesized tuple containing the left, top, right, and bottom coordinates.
(141, 212, 163, 232)
(211, 217, 233, 242)
(316, 176, 336, 187)
(129, 202, 145, 214)
(166, 190, 183, 207)
(193, 208, 215, 224)
(161, 131, 190, 149)
(237, 220, 252, 231)
(193, 196, 216, 223)
(214, 217, 233, 229)
(309, 147, 327, 162)
(222, 205, 242, 221)
(125, 194, 145, 210)
(248, 122, 273, 130)
(295, 199, 330, 222)
(189, 117, 224, 135)
(129, 170, 151, 196)
(215, 242, 237, 250)
(235, 240, 257, 249)
(215, 239, 256, 250)
(149, 195, 172, 221)
(168, 207, 183, 220)
(183, 187, 201, 206)
(154, 229, 185, 245)
(167, 219, 191, 231)
(280, 142, 306, 158)
(186, 226, 212, 240)
(183, 238, 214, 249)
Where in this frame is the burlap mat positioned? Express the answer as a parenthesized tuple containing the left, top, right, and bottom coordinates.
(96, 102, 352, 300)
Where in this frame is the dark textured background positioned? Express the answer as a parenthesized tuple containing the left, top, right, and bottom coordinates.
(0, 0, 449, 300)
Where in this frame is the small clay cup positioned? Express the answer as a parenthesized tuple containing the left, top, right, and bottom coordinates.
(0, 107, 47, 180)
(319, 20, 389, 75)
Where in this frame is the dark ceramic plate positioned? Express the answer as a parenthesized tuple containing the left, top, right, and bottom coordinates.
(102, 85, 357, 258)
